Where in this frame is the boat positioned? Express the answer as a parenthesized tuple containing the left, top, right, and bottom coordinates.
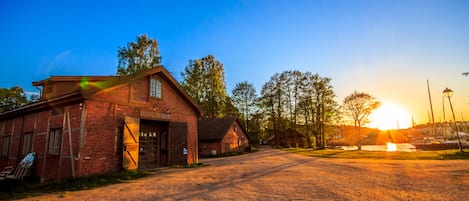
(412, 142, 469, 150)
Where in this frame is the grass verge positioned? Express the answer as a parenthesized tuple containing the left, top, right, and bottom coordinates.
(281, 147, 469, 160)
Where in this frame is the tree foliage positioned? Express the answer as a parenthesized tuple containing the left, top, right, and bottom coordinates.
(181, 54, 231, 118)
(259, 70, 338, 148)
(0, 86, 28, 113)
(117, 34, 162, 75)
(232, 81, 257, 133)
(342, 91, 381, 150)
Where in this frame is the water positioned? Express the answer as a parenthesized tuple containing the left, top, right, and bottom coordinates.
(341, 143, 416, 152)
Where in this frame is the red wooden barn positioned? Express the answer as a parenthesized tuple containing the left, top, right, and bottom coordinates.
(198, 117, 250, 157)
(0, 66, 201, 182)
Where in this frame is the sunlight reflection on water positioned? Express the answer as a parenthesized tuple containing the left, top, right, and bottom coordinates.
(341, 143, 416, 152)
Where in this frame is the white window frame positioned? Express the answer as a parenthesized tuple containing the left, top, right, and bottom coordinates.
(48, 128, 62, 155)
(150, 78, 162, 99)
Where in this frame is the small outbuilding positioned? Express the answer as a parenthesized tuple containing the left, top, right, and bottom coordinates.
(198, 117, 249, 157)
(0, 66, 201, 181)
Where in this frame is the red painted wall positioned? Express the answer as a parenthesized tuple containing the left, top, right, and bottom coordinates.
(0, 71, 200, 181)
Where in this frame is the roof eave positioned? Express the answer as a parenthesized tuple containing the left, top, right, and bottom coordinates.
(0, 91, 83, 119)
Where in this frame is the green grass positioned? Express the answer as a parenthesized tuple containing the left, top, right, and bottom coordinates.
(281, 147, 469, 160)
(0, 170, 152, 200)
(172, 162, 207, 168)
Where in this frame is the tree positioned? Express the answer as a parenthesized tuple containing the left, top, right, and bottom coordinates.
(342, 91, 381, 150)
(260, 76, 279, 145)
(297, 72, 337, 149)
(259, 70, 338, 148)
(463, 72, 469, 76)
(232, 81, 257, 133)
(0, 86, 28, 112)
(117, 34, 162, 75)
(222, 96, 240, 117)
(181, 54, 228, 118)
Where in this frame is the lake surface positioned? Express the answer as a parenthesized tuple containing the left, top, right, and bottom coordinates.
(342, 143, 416, 152)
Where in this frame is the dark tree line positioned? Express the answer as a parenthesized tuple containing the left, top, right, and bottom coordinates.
(259, 70, 338, 149)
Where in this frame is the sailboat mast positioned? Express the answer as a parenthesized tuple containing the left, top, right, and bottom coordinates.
(427, 79, 436, 135)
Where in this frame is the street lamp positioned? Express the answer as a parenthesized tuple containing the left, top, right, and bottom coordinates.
(443, 88, 464, 152)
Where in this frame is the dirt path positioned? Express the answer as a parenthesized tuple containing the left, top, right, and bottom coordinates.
(24, 147, 469, 200)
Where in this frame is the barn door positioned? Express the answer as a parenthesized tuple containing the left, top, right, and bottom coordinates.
(123, 116, 139, 171)
(170, 122, 187, 165)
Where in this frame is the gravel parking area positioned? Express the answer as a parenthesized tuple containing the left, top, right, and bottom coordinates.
(24, 146, 469, 200)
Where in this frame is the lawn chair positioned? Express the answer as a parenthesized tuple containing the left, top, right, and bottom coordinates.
(0, 152, 36, 181)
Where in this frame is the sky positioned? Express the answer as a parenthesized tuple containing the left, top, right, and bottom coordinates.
(1, 0, 468, 127)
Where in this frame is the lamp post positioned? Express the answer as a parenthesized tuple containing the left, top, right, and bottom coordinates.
(442, 95, 447, 140)
(443, 88, 464, 152)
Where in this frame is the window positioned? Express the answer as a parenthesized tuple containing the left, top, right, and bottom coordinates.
(48, 128, 62, 155)
(1, 136, 11, 157)
(21, 133, 33, 155)
(150, 78, 162, 98)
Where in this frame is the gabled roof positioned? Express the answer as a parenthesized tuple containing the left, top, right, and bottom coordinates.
(81, 66, 202, 117)
(0, 66, 202, 118)
(198, 117, 247, 141)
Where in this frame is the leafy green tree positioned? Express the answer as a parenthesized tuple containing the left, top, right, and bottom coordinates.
(296, 72, 337, 149)
(0, 86, 28, 112)
(259, 70, 338, 148)
(342, 91, 381, 150)
(463, 72, 469, 76)
(260, 77, 279, 145)
(181, 54, 228, 118)
(117, 34, 162, 75)
(232, 81, 257, 133)
(222, 96, 240, 117)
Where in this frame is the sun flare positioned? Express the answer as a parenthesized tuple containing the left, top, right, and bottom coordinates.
(369, 101, 411, 130)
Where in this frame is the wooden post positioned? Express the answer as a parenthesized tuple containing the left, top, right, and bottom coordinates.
(67, 108, 76, 177)
(41, 110, 52, 183)
(78, 102, 87, 177)
(58, 108, 67, 179)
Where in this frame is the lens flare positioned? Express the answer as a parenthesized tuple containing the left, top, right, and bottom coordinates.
(80, 77, 89, 89)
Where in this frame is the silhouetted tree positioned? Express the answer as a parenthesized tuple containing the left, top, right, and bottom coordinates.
(259, 70, 338, 148)
(342, 91, 381, 150)
(117, 34, 162, 75)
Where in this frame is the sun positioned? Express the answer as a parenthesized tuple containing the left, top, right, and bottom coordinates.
(369, 101, 412, 130)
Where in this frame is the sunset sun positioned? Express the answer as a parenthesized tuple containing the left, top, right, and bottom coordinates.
(369, 101, 412, 130)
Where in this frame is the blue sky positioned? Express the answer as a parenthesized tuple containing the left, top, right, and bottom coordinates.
(1, 0, 468, 125)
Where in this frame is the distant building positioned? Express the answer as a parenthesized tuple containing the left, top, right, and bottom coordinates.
(268, 129, 307, 148)
(198, 117, 250, 157)
(0, 67, 201, 181)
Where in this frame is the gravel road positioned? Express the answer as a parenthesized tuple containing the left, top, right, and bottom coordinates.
(24, 146, 469, 201)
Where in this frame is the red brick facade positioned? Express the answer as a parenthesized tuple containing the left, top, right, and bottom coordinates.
(198, 118, 249, 157)
(0, 67, 201, 181)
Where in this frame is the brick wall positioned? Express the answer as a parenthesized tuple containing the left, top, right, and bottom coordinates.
(0, 70, 200, 181)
